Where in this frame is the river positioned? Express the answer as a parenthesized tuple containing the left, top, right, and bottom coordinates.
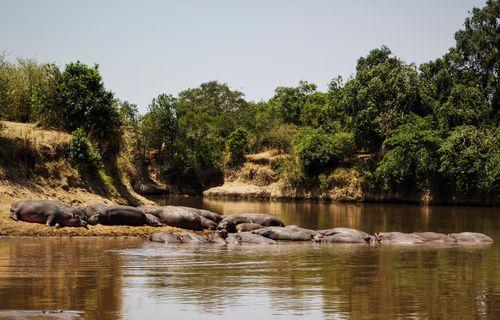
(0, 197, 499, 319)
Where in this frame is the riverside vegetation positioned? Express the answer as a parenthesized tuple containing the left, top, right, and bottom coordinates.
(0, 1, 498, 206)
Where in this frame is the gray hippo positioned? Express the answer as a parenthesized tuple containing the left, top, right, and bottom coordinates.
(206, 232, 227, 244)
(449, 232, 493, 244)
(173, 232, 209, 244)
(198, 216, 218, 230)
(236, 223, 264, 232)
(376, 232, 426, 244)
(145, 213, 163, 227)
(318, 227, 371, 240)
(82, 202, 109, 219)
(252, 225, 317, 241)
(150, 232, 183, 243)
(226, 232, 277, 245)
(238, 213, 285, 227)
(414, 232, 456, 243)
(217, 215, 252, 233)
(178, 206, 223, 223)
(314, 233, 370, 243)
(87, 205, 148, 226)
(149, 206, 203, 230)
(10, 200, 88, 228)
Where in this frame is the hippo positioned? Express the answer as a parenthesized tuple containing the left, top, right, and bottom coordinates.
(236, 223, 264, 233)
(82, 202, 109, 220)
(137, 205, 160, 215)
(150, 206, 203, 230)
(87, 205, 148, 226)
(449, 232, 493, 244)
(313, 233, 370, 243)
(206, 232, 227, 244)
(226, 232, 277, 245)
(318, 227, 371, 240)
(10, 200, 87, 228)
(414, 232, 456, 243)
(199, 216, 218, 230)
(150, 232, 183, 244)
(173, 232, 209, 244)
(178, 206, 223, 223)
(238, 213, 285, 227)
(376, 232, 426, 244)
(252, 225, 318, 241)
(145, 213, 163, 227)
(217, 215, 252, 233)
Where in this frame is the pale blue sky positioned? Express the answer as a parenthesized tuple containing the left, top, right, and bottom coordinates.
(1, 0, 486, 112)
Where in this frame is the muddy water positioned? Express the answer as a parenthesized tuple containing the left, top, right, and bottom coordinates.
(0, 198, 499, 319)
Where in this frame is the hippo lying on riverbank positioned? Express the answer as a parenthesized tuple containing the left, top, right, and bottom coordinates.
(217, 213, 285, 233)
(146, 206, 203, 230)
(236, 223, 264, 232)
(10, 200, 87, 228)
(88, 205, 148, 226)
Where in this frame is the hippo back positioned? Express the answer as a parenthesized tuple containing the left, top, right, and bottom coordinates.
(153, 206, 203, 230)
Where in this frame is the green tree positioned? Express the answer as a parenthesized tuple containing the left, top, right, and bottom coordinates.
(294, 128, 355, 174)
(375, 116, 442, 192)
(438, 125, 499, 196)
(68, 128, 103, 172)
(227, 127, 249, 163)
(271, 81, 317, 125)
(58, 61, 121, 140)
(340, 46, 422, 151)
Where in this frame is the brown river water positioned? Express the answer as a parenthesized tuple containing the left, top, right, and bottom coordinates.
(0, 196, 499, 319)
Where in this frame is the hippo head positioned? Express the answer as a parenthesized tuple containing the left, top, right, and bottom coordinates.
(216, 229, 228, 239)
(88, 214, 101, 226)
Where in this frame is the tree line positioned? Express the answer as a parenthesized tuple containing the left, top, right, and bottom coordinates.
(0, 0, 498, 200)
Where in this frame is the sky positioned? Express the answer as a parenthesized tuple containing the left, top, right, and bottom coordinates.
(1, 0, 487, 113)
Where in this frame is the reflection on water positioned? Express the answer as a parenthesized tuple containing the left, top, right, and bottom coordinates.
(0, 198, 499, 319)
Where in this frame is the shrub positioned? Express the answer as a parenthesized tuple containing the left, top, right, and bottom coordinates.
(227, 127, 249, 163)
(294, 128, 355, 174)
(68, 128, 103, 172)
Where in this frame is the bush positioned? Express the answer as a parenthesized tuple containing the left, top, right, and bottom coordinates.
(68, 128, 103, 172)
(227, 127, 249, 163)
(294, 128, 355, 174)
(438, 125, 499, 195)
(375, 116, 442, 191)
(58, 61, 121, 140)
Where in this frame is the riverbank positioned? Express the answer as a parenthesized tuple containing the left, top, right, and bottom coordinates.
(0, 121, 184, 237)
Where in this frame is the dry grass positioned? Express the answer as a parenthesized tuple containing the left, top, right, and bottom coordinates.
(0, 121, 166, 237)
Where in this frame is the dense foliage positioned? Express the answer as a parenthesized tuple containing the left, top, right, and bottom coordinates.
(68, 128, 103, 172)
(0, 1, 498, 200)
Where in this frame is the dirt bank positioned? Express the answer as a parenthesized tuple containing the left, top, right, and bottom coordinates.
(0, 121, 180, 237)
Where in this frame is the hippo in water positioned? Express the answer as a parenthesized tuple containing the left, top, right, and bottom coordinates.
(413, 232, 456, 243)
(150, 232, 183, 244)
(318, 227, 371, 240)
(10, 200, 87, 228)
(313, 233, 371, 244)
(226, 232, 277, 245)
(252, 225, 318, 241)
(173, 232, 210, 244)
(449, 232, 493, 244)
(375, 232, 426, 244)
(236, 223, 264, 233)
(87, 205, 148, 226)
